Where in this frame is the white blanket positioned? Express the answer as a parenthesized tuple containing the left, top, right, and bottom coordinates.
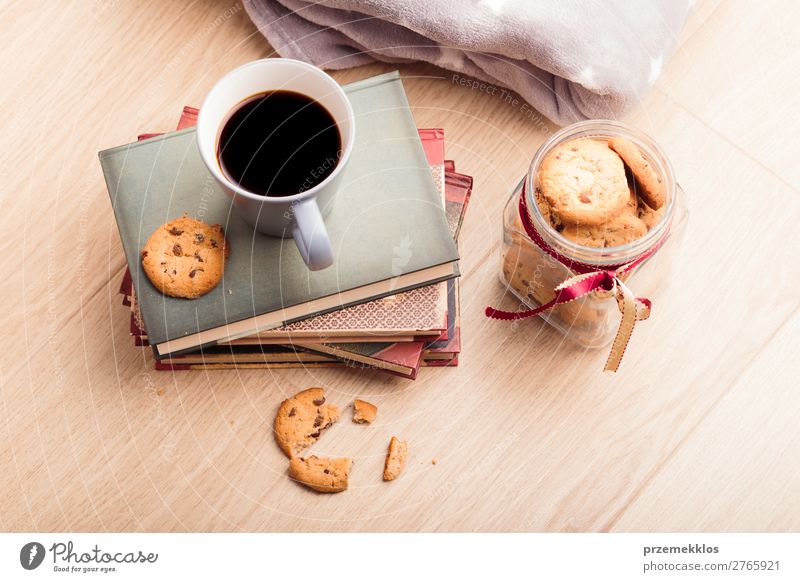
(243, 0, 691, 125)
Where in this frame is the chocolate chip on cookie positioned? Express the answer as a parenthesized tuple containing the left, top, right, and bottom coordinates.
(274, 387, 340, 458)
(383, 436, 408, 481)
(140, 216, 229, 299)
(288, 455, 351, 493)
(608, 136, 665, 210)
(539, 138, 629, 226)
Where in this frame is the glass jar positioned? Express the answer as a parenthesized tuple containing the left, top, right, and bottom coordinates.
(499, 120, 689, 348)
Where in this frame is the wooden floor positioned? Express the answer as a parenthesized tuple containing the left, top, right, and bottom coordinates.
(1, 0, 798, 532)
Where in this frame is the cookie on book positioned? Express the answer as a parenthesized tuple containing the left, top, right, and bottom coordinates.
(383, 436, 408, 481)
(289, 455, 351, 493)
(352, 399, 377, 424)
(539, 138, 629, 226)
(274, 387, 340, 457)
(140, 216, 229, 299)
(608, 136, 665, 210)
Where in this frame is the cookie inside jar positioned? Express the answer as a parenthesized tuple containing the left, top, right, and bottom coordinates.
(500, 121, 679, 348)
(537, 135, 665, 249)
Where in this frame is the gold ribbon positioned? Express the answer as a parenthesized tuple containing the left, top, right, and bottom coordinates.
(551, 271, 651, 372)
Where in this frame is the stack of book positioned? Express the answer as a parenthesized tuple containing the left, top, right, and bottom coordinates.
(104, 72, 472, 379)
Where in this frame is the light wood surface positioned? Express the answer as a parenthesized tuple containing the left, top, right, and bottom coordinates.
(1, 0, 798, 532)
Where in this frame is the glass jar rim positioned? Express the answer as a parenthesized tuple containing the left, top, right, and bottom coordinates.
(525, 120, 676, 267)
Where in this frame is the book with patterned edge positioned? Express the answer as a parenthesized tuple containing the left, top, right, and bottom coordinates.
(296, 167, 473, 376)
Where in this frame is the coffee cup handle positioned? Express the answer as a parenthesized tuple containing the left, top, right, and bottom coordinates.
(291, 199, 333, 271)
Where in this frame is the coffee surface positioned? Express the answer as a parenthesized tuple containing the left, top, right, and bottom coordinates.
(218, 90, 341, 197)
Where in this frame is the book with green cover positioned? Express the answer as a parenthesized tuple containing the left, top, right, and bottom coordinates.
(100, 71, 459, 357)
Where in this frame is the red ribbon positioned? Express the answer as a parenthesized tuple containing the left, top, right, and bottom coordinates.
(486, 185, 670, 371)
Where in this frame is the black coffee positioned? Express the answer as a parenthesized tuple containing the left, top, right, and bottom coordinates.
(217, 90, 341, 197)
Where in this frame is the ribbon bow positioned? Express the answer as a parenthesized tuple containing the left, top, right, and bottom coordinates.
(485, 186, 667, 372)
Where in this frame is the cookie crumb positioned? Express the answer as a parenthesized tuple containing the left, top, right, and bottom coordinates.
(352, 399, 377, 424)
(156, 388, 165, 397)
(431, 459, 437, 465)
(383, 436, 408, 481)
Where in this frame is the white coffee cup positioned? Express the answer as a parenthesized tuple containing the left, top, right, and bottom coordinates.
(197, 58, 355, 271)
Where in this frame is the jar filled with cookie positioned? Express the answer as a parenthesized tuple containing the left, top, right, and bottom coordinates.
(490, 121, 688, 370)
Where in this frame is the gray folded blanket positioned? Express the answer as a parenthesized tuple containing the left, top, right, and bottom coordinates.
(243, 0, 691, 125)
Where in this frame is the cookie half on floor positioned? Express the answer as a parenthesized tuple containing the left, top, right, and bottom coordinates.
(289, 455, 351, 493)
(273, 387, 340, 458)
(140, 216, 229, 299)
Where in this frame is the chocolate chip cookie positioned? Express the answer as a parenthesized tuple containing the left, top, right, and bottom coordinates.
(289, 455, 351, 493)
(141, 216, 229, 299)
(539, 138, 629, 226)
(274, 387, 340, 458)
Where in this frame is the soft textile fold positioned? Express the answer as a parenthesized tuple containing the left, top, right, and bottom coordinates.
(243, 0, 691, 125)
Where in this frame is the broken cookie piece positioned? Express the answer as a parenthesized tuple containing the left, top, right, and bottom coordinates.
(352, 399, 377, 424)
(273, 387, 340, 457)
(289, 455, 351, 493)
(383, 436, 408, 481)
